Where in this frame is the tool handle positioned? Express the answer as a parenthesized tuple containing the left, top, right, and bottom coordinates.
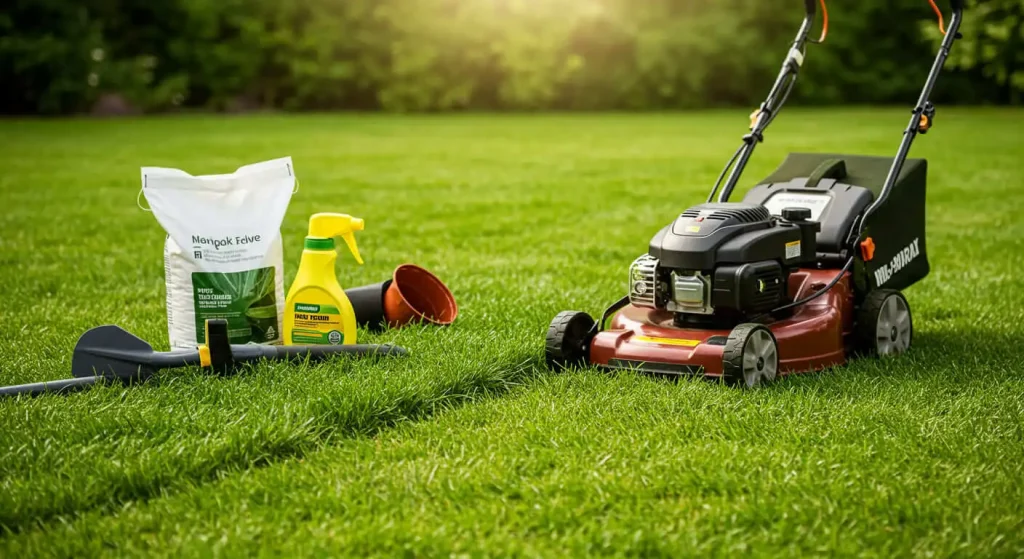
(0, 376, 101, 398)
(273, 344, 408, 361)
(227, 343, 408, 367)
(950, 0, 963, 13)
(149, 351, 204, 370)
(804, 0, 816, 15)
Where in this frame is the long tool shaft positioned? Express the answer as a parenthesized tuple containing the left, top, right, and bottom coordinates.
(0, 376, 103, 398)
(208, 343, 408, 373)
(0, 344, 408, 399)
(1, 317, 410, 400)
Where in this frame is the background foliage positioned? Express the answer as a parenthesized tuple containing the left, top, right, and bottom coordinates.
(1, 0, 1020, 114)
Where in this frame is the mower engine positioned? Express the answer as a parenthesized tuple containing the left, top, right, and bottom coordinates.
(629, 202, 820, 324)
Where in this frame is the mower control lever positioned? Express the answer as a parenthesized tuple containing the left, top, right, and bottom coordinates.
(918, 103, 936, 133)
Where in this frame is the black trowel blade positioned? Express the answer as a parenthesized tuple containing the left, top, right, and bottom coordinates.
(71, 325, 157, 380)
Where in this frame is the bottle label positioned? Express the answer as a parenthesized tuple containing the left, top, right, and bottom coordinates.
(289, 299, 344, 345)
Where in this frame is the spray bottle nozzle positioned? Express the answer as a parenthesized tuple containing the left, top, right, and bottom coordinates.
(307, 212, 365, 264)
(340, 230, 364, 264)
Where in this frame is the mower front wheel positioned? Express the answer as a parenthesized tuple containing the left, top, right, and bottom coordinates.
(722, 323, 779, 388)
(545, 311, 596, 371)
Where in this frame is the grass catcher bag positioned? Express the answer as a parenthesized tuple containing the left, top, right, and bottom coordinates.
(141, 157, 296, 349)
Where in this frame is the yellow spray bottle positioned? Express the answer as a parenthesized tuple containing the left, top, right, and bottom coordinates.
(283, 213, 364, 346)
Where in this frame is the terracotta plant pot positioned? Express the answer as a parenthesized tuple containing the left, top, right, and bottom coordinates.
(383, 264, 458, 327)
(345, 264, 457, 331)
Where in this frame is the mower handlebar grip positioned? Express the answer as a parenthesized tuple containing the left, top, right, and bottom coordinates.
(950, 0, 964, 13)
(804, 0, 817, 15)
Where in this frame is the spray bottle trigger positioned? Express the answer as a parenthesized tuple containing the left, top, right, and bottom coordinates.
(340, 232, 364, 264)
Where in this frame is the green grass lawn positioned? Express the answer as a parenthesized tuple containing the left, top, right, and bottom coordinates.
(1, 109, 1022, 557)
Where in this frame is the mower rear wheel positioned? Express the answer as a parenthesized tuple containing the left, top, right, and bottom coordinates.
(545, 311, 596, 371)
(723, 323, 779, 388)
(857, 290, 912, 357)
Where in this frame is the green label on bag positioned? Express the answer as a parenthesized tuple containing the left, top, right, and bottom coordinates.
(192, 267, 279, 344)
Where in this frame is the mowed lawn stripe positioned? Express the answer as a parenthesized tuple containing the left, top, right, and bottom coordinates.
(2, 355, 1021, 557)
(0, 338, 537, 532)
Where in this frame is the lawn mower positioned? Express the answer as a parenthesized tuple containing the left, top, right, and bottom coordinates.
(545, 0, 965, 386)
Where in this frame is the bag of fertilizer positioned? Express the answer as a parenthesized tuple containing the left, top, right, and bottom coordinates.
(140, 157, 296, 349)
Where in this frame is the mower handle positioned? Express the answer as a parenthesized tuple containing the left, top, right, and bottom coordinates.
(951, 0, 964, 13)
(711, 2, 818, 203)
(804, 0, 816, 15)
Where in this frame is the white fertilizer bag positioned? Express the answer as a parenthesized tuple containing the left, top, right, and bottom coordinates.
(141, 157, 296, 349)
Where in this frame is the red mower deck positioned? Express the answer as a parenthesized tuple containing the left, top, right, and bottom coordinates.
(591, 269, 853, 378)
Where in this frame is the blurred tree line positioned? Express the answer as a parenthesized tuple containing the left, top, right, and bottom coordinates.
(1, 0, 1020, 115)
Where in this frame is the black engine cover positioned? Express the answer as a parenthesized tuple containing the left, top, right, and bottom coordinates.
(712, 261, 787, 313)
(648, 203, 803, 270)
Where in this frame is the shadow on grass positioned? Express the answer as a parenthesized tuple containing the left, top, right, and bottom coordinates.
(769, 325, 1024, 392)
(913, 327, 1024, 359)
(0, 353, 548, 536)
